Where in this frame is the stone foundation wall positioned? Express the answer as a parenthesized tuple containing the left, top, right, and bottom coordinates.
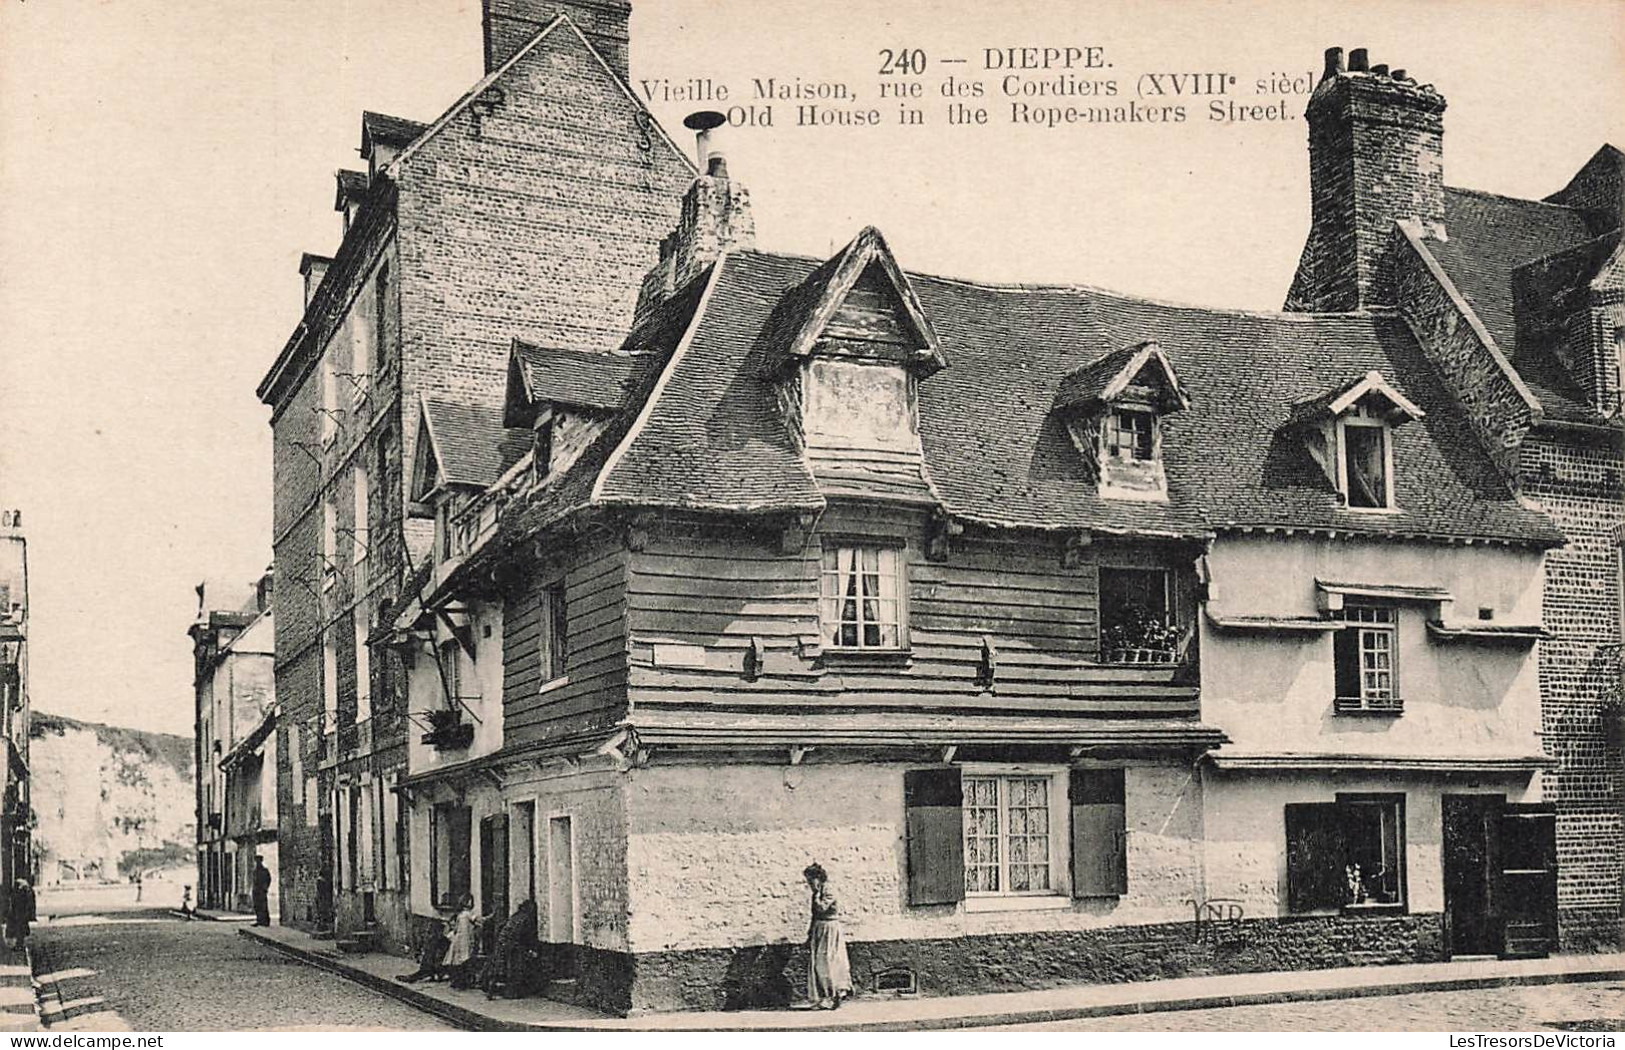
(613, 912, 1446, 1014)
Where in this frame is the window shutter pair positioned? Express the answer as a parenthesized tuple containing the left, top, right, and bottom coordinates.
(1285, 802, 1347, 912)
(902, 767, 1129, 906)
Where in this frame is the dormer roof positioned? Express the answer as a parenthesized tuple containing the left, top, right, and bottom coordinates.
(503, 341, 653, 428)
(1285, 370, 1426, 428)
(755, 226, 944, 377)
(1054, 341, 1191, 415)
(412, 396, 531, 502)
(360, 111, 428, 161)
(333, 169, 369, 211)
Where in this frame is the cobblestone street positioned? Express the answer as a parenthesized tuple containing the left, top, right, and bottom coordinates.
(990, 981, 1625, 1032)
(31, 911, 453, 1032)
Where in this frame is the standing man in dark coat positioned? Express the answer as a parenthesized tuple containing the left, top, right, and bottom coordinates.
(251, 856, 273, 927)
(5, 879, 35, 949)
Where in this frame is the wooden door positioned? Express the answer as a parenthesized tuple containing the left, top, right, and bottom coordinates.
(1496, 803, 1557, 959)
(479, 814, 510, 925)
(1442, 795, 1499, 957)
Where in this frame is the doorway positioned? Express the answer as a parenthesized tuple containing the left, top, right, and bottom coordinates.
(1442, 795, 1558, 959)
(479, 813, 510, 926)
(1442, 794, 1499, 956)
(511, 801, 536, 909)
(547, 815, 577, 978)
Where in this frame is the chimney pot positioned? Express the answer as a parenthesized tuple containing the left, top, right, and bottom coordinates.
(1390, 69, 1408, 82)
(1323, 47, 1345, 78)
(1349, 48, 1369, 72)
(683, 110, 728, 175)
(1371, 63, 1389, 77)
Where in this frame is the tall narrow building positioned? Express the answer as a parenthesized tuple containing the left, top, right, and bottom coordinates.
(256, 0, 693, 949)
(0, 510, 32, 914)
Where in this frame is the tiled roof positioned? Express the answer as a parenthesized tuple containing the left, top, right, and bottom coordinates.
(334, 169, 368, 210)
(1053, 341, 1188, 414)
(361, 111, 427, 152)
(511, 343, 651, 412)
(1427, 186, 1615, 424)
(592, 247, 1561, 547)
(436, 275, 713, 594)
(420, 398, 531, 490)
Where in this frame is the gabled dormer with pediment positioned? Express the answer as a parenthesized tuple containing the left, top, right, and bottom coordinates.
(1284, 370, 1425, 511)
(1054, 341, 1190, 502)
(759, 227, 946, 503)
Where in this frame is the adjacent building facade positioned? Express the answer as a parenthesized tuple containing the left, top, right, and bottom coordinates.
(191, 574, 276, 912)
(1284, 46, 1624, 949)
(261, 9, 1622, 1015)
(0, 510, 33, 916)
(257, 0, 693, 950)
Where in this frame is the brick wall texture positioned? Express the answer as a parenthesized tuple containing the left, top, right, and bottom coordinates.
(267, 6, 690, 947)
(1288, 69, 1447, 312)
(1522, 430, 1624, 948)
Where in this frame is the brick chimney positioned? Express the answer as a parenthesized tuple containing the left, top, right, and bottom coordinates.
(299, 253, 332, 308)
(1287, 47, 1447, 312)
(482, 0, 630, 81)
(634, 112, 756, 322)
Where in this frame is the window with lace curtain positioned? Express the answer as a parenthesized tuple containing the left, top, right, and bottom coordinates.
(819, 545, 904, 650)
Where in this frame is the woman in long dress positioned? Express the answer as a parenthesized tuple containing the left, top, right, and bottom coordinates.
(803, 863, 852, 1009)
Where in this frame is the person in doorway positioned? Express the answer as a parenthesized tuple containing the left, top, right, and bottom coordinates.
(444, 894, 482, 989)
(482, 898, 541, 999)
(251, 856, 273, 927)
(802, 863, 852, 1010)
(5, 878, 35, 949)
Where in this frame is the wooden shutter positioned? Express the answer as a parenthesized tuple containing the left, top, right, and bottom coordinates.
(1071, 768, 1127, 898)
(1285, 802, 1345, 912)
(904, 768, 964, 906)
(1496, 802, 1557, 959)
(1333, 627, 1360, 700)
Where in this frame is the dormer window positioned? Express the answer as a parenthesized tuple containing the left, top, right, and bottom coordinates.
(532, 417, 554, 482)
(1286, 371, 1423, 513)
(1340, 417, 1391, 509)
(1105, 407, 1157, 462)
(1055, 341, 1189, 503)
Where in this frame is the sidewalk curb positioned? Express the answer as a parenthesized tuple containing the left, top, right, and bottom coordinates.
(239, 927, 1625, 1031)
(241, 929, 497, 1031)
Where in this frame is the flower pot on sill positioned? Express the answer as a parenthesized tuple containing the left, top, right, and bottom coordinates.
(1105, 647, 1176, 665)
(422, 721, 474, 750)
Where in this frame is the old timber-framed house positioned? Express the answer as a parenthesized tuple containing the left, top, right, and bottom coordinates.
(387, 84, 1574, 1010)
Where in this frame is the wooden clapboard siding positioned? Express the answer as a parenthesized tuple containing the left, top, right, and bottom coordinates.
(502, 532, 629, 747)
(622, 505, 1201, 720)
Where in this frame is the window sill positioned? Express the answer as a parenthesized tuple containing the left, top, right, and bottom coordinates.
(964, 894, 1072, 913)
(1343, 901, 1407, 915)
(538, 675, 570, 697)
(820, 647, 913, 665)
(1333, 700, 1404, 717)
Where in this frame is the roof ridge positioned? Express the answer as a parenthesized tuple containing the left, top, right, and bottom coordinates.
(733, 248, 1384, 322)
(1445, 184, 1584, 212)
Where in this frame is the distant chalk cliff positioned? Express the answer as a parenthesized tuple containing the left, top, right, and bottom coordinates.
(29, 712, 195, 884)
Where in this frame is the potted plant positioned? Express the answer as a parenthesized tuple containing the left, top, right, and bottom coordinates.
(423, 708, 474, 750)
(1101, 608, 1182, 664)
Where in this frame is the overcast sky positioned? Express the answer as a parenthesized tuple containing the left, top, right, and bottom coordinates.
(1, 0, 1620, 737)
